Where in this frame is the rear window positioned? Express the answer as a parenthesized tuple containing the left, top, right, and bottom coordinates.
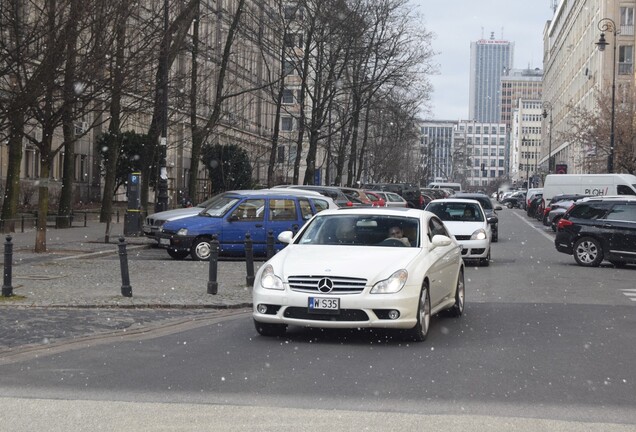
(605, 204, 636, 222)
(567, 203, 609, 220)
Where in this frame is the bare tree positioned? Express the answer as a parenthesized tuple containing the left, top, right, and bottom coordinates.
(562, 89, 636, 174)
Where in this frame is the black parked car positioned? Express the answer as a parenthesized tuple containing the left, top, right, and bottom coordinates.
(454, 192, 501, 242)
(526, 193, 543, 218)
(501, 191, 525, 209)
(554, 196, 636, 267)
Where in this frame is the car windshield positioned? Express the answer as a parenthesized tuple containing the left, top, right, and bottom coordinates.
(200, 195, 241, 217)
(296, 214, 420, 247)
(426, 202, 484, 222)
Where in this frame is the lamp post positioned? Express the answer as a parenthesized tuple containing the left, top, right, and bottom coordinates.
(155, 0, 170, 213)
(596, 18, 618, 173)
(542, 101, 553, 173)
(522, 136, 530, 188)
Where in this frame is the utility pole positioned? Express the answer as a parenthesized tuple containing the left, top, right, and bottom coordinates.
(155, 0, 170, 212)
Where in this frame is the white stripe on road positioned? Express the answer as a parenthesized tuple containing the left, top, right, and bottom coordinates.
(511, 211, 554, 242)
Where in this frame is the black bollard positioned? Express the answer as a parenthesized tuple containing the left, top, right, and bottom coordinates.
(84, 212, 88, 227)
(2, 235, 14, 297)
(21, 216, 25, 233)
(266, 229, 275, 259)
(207, 235, 219, 294)
(118, 236, 133, 297)
(245, 232, 255, 286)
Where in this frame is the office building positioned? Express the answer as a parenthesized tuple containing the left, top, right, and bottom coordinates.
(469, 35, 514, 123)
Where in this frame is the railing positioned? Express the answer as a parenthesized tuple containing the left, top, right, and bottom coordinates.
(0, 210, 122, 233)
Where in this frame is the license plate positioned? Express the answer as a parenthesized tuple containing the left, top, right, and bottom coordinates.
(308, 297, 339, 314)
(159, 238, 170, 246)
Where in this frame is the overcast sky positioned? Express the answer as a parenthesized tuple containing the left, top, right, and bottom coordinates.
(412, 0, 556, 121)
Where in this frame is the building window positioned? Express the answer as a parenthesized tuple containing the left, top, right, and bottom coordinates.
(277, 146, 285, 163)
(282, 89, 294, 104)
(621, 7, 634, 35)
(281, 116, 294, 131)
(283, 59, 296, 75)
(619, 45, 633, 75)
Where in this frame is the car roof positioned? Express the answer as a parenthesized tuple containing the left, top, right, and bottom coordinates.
(427, 198, 485, 208)
(316, 207, 425, 217)
(578, 195, 636, 203)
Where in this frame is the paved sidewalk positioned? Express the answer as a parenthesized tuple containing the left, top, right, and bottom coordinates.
(0, 215, 256, 309)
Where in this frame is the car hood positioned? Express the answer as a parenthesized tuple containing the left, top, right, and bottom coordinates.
(148, 207, 204, 222)
(163, 214, 219, 231)
(442, 221, 487, 236)
(270, 245, 420, 282)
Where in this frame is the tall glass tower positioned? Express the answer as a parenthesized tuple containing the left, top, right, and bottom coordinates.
(469, 34, 514, 123)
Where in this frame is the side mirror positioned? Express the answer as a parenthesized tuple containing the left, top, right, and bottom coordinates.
(228, 215, 239, 222)
(430, 234, 452, 248)
(278, 231, 294, 244)
(487, 216, 498, 224)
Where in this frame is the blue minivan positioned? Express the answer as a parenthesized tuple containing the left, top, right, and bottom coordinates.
(156, 190, 336, 260)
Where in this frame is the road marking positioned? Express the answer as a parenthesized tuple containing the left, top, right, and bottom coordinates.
(621, 289, 636, 301)
(511, 211, 554, 242)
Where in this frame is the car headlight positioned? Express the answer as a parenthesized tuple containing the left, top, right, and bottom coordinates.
(471, 229, 487, 240)
(371, 269, 408, 294)
(176, 228, 188, 236)
(259, 264, 284, 290)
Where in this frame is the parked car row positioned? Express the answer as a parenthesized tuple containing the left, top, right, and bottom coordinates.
(144, 182, 433, 260)
(554, 195, 636, 267)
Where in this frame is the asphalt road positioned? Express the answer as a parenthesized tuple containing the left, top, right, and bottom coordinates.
(1, 207, 635, 431)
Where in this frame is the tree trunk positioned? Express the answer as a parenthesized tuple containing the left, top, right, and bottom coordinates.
(0, 112, 25, 233)
(58, 3, 80, 229)
(100, 3, 128, 223)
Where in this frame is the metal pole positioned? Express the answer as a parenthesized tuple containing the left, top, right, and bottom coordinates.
(2, 235, 13, 297)
(266, 229, 275, 259)
(155, 0, 170, 212)
(548, 110, 553, 173)
(608, 39, 617, 173)
(118, 236, 132, 297)
(245, 233, 255, 286)
(207, 235, 219, 294)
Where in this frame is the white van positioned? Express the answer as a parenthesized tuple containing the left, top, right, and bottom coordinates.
(427, 182, 463, 193)
(542, 174, 636, 206)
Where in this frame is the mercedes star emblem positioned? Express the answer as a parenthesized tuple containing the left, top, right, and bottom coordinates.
(317, 277, 334, 293)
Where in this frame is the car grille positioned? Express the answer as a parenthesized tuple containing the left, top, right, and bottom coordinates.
(145, 217, 166, 227)
(288, 275, 367, 294)
(455, 235, 471, 241)
(284, 307, 369, 321)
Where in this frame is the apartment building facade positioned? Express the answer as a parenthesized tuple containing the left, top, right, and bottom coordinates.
(542, 0, 636, 174)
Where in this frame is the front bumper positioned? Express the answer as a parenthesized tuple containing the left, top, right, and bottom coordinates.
(457, 238, 490, 259)
(253, 284, 420, 329)
(154, 232, 196, 251)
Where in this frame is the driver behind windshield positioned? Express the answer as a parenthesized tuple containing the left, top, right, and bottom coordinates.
(387, 226, 411, 246)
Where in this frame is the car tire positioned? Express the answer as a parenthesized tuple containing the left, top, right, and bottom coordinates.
(506, 202, 513, 209)
(450, 269, 465, 317)
(254, 319, 287, 337)
(492, 229, 498, 243)
(409, 284, 431, 342)
(573, 237, 603, 267)
(167, 249, 189, 260)
(191, 238, 212, 261)
(480, 249, 491, 267)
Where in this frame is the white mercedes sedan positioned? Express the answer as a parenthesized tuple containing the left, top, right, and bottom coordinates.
(252, 207, 465, 341)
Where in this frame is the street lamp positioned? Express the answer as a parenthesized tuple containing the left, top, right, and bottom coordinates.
(155, 0, 170, 212)
(596, 18, 618, 173)
(542, 101, 553, 173)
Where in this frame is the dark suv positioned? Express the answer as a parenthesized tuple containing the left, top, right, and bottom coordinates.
(555, 196, 636, 267)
